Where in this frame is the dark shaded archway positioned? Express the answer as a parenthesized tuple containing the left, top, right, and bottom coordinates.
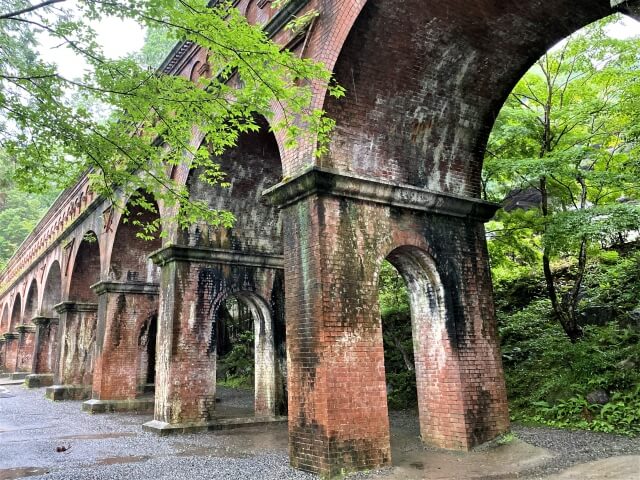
(1, 304, 8, 333)
(24, 280, 38, 323)
(10, 294, 21, 331)
(182, 116, 283, 252)
(68, 232, 101, 302)
(382, 246, 451, 448)
(214, 291, 278, 418)
(41, 261, 62, 317)
(110, 192, 162, 283)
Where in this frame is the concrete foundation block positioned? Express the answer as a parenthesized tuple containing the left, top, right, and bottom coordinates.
(24, 374, 54, 388)
(45, 385, 91, 401)
(82, 398, 155, 414)
(142, 416, 287, 436)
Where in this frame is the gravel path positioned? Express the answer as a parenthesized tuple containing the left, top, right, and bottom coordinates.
(1, 384, 638, 479)
(511, 424, 640, 479)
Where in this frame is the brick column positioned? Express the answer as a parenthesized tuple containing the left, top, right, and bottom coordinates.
(83, 281, 159, 413)
(30, 317, 59, 374)
(46, 302, 97, 400)
(0, 337, 6, 372)
(15, 324, 36, 372)
(265, 168, 510, 476)
(144, 246, 284, 433)
(3, 333, 19, 373)
(24, 317, 58, 388)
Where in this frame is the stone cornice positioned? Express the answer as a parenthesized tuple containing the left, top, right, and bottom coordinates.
(53, 302, 99, 314)
(150, 246, 284, 269)
(91, 281, 160, 296)
(16, 324, 36, 334)
(160, 0, 310, 75)
(32, 316, 58, 327)
(2, 332, 18, 340)
(263, 167, 500, 222)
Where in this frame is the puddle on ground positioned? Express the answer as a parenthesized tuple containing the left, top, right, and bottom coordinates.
(0, 467, 49, 479)
(95, 455, 150, 466)
(57, 432, 136, 440)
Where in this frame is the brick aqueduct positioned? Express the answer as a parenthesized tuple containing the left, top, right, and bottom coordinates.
(0, 0, 637, 475)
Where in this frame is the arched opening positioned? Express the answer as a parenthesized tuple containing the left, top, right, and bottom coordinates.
(137, 313, 158, 394)
(24, 280, 38, 323)
(377, 246, 448, 458)
(42, 261, 62, 317)
(68, 232, 101, 302)
(323, 0, 620, 197)
(1, 304, 8, 333)
(378, 261, 415, 412)
(34, 261, 63, 375)
(10, 294, 22, 331)
(214, 291, 278, 418)
(110, 191, 162, 283)
(482, 15, 640, 432)
(182, 115, 283, 253)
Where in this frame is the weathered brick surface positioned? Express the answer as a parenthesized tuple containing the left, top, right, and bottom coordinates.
(276, 184, 508, 474)
(55, 304, 98, 386)
(3, 334, 18, 372)
(15, 325, 36, 373)
(33, 317, 59, 374)
(0, 0, 630, 475)
(153, 252, 285, 425)
(92, 284, 159, 401)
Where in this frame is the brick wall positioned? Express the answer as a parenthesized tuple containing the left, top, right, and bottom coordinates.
(15, 327, 35, 372)
(154, 254, 285, 425)
(277, 179, 509, 474)
(92, 285, 159, 400)
(34, 319, 59, 374)
(57, 305, 98, 386)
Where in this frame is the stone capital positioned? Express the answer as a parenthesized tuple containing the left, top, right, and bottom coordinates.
(53, 302, 98, 314)
(16, 324, 36, 334)
(31, 316, 58, 327)
(263, 167, 500, 222)
(2, 332, 18, 341)
(149, 245, 284, 269)
(91, 281, 160, 296)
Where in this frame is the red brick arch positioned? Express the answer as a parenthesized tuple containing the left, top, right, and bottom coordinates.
(41, 260, 62, 317)
(67, 231, 102, 303)
(10, 293, 22, 331)
(320, 0, 617, 196)
(107, 192, 162, 283)
(24, 278, 39, 323)
(0, 303, 8, 333)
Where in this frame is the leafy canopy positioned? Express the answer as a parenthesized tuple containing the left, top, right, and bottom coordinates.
(484, 15, 640, 340)
(0, 0, 344, 232)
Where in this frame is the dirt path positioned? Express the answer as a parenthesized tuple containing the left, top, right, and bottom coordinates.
(0, 384, 638, 479)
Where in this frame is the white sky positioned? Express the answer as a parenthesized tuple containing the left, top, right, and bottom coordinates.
(37, 15, 145, 80)
(37, 10, 640, 80)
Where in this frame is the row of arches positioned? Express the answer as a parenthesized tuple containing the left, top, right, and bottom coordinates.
(2, 1, 636, 474)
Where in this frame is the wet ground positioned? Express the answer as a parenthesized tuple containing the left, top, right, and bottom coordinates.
(0, 382, 638, 479)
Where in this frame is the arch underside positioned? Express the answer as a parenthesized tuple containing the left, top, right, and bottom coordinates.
(323, 0, 617, 197)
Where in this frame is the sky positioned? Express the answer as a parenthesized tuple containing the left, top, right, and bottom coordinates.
(36, 9, 640, 81)
(37, 13, 146, 80)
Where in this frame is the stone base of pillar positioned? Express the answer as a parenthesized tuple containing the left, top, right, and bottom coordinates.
(24, 374, 54, 388)
(142, 416, 287, 436)
(9, 372, 27, 381)
(45, 384, 91, 401)
(82, 398, 155, 414)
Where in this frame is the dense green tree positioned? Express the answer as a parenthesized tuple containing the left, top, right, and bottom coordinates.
(0, 0, 342, 233)
(0, 160, 58, 270)
(484, 16, 640, 341)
